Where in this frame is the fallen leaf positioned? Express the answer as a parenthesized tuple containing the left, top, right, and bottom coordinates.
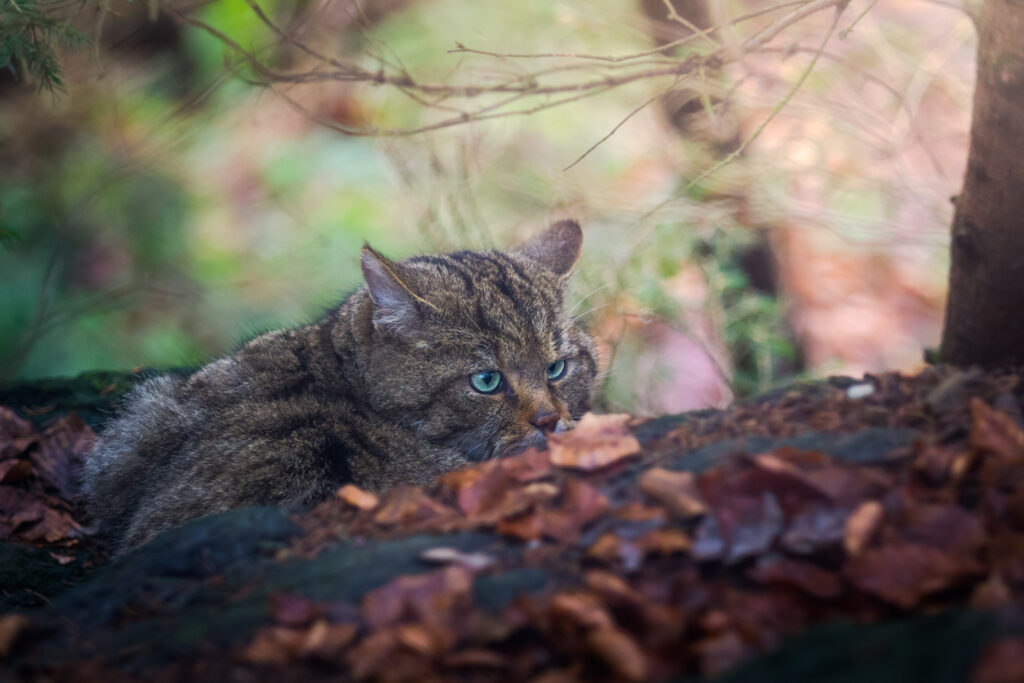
(586, 626, 648, 681)
(633, 528, 692, 556)
(548, 413, 640, 471)
(639, 468, 707, 518)
(548, 592, 614, 630)
(844, 500, 884, 557)
(903, 503, 985, 556)
(0, 459, 32, 484)
(361, 567, 472, 629)
(0, 614, 28, 658)
(336, 484, 379, 510)
(373, 486, 455, 527)
(846, 542, 980, 608)
(781, 504, 848, 555)
(0, 408, 35, 460)
(396, 621, 454, 656)
(748, 554, 843, 599)
(31, 414, 94, 499)
(496, 511, 544, 542)
(499, 447, 552, 482)
(241, 620, 357, 665)
(971, 398, 1024, 461)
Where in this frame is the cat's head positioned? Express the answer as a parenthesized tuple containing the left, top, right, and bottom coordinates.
(358, 220, 597, 461)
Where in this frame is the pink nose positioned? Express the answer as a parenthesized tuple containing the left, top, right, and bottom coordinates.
(531, 411, 560, 433)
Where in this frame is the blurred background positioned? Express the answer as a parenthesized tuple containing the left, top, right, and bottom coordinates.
(0, 0, 974, 415)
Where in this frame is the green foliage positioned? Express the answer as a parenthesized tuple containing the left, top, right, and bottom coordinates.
(0, 0, 91, 93)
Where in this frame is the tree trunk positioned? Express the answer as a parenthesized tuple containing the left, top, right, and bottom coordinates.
(941, 1, 1024, 367)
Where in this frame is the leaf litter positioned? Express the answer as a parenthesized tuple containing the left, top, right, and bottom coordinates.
(6, 366, 1024, 681)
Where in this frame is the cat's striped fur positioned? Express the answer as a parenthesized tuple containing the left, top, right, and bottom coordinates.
(84, 220, 597, 553)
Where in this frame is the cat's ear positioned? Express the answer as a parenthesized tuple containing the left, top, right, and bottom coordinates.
(515, 219, 583, 279)
(361, 245, 423, 333)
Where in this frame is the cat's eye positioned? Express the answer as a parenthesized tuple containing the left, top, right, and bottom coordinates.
(469, 370, 503, 394)
(546, 359, 567, 381)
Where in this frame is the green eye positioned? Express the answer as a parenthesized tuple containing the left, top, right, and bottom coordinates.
(546, 359, 567, 381)
(469, 370, 503, 394)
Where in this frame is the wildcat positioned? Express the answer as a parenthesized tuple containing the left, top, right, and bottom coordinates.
(84, 220, 597, 553)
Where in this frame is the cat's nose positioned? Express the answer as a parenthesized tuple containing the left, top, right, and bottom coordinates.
(530, 411, 560, 433)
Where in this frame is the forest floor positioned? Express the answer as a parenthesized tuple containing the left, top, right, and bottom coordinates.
(1, 365, 1023, 682)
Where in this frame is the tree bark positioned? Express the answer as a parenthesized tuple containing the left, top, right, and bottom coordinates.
(941, 1, 1024, 367)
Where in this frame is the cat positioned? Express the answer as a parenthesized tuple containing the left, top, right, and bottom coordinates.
(84, 220, 598, 553)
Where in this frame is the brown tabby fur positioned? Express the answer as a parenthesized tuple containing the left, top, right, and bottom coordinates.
(84, 221, 597, 553)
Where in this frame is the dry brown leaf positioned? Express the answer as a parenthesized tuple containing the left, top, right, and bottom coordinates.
(971, 398, 1024, 461)
(0, 408, 36, 461)
(639, 467, 708, 518)
(32, 414, 94, 499)
(846, 542, 980, 608)
(0, 614, 28, 658)
(0, 459, 32, 484)
(747, 554, 842, 599)
(586, 626, 648, 681)
(361, 566, 472, 629)
(634, 528, 692, 556)
(844, 500, 884, 557)
(336, 484, 379, 510)
(548, 413, 640, 471)
(373, 486, 454, 527)
(549, 592, 614, 630)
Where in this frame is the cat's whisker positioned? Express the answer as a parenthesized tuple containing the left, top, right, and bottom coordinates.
(571, 302, 611, 322)
(568, 283, 610, 315)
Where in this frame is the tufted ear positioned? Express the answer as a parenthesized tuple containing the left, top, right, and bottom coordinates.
(360, 245, 423, 334)
(515, 219, 583, 280)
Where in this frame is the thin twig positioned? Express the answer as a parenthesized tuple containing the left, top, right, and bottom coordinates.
(683, 1, 847, 191)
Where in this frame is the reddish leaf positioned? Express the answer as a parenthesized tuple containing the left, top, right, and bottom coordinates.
(0, 486, 46, 539)
(639, 468, 708, 518)
(31, 414, 95, 499)
(361, 567, 472, 629)
(0, 459, 32, 484)
(242, 620, 357, 664)
(0, 408, 35, 460)
(19, 507, 81, 543)
(269, 593, 321, 627)
(748, 555, 843, 599)
(971, 398, 1024, 461)
(373, 486, 455, 527)
(634, 529, 692, 556)
(548, 592, 614, 630)
(548, 413, 640, 471)
(0, 614, 29, 658)
(499, 446, 552, 482)
(586, 626, 648, 681)
(781, 504, 849, 555)
(538, 478, 609, 542)
(903, 503, 985, 556)
(846, 542, 980, 608)
(496, 511, 544, 542)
